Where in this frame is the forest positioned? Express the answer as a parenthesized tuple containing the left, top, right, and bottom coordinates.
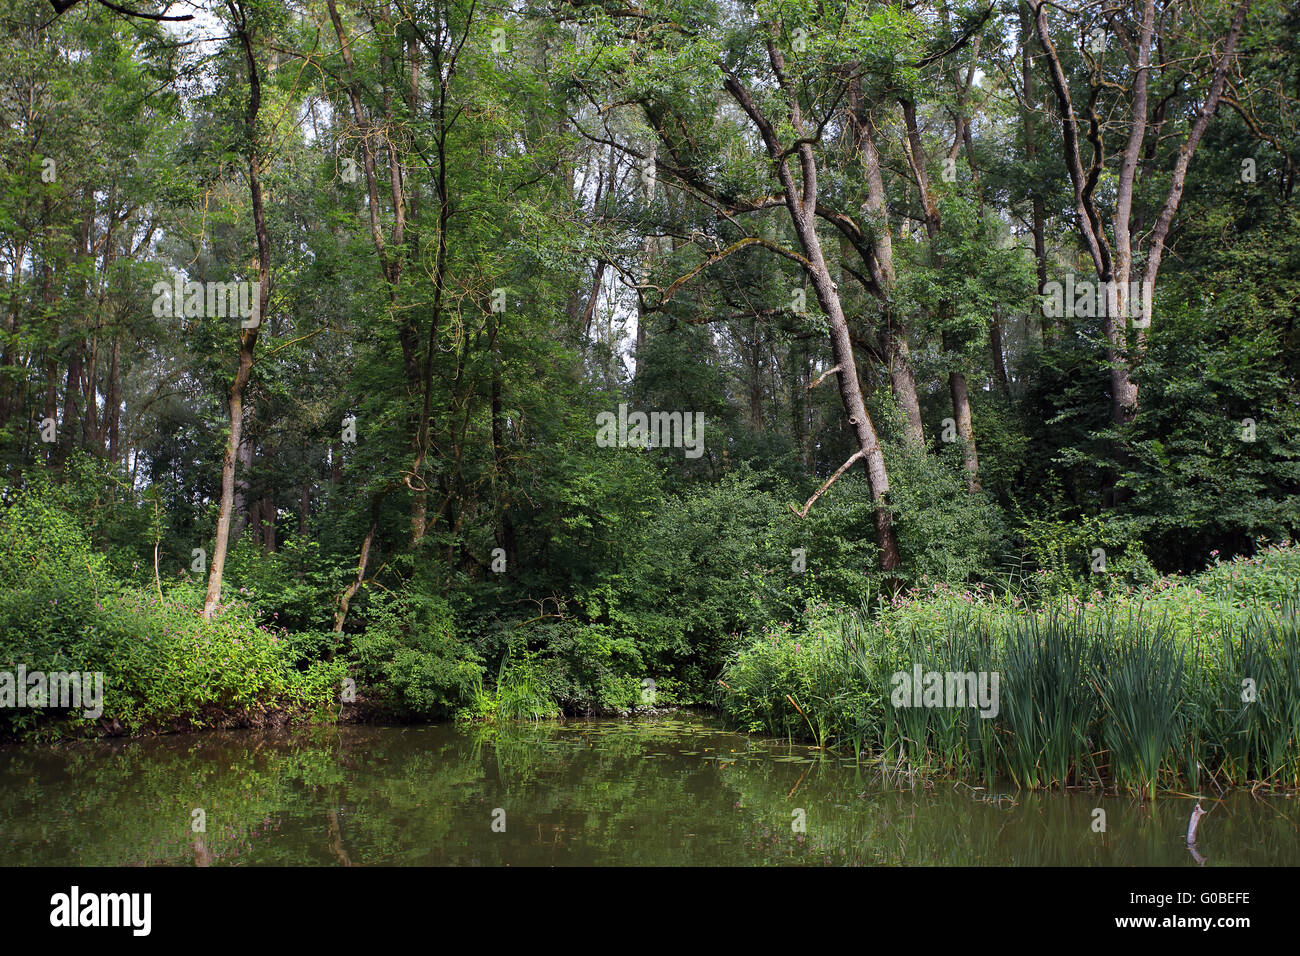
(1, 0, 1298, 793)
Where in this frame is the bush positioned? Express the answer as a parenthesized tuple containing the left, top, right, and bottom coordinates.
(349, 590, 483, 719)
(223, 536, 350, 633)
(0, 484, 342, 739)
(1195, 541, 1300, 607)
(717, 544, 1300, 791)
(881, 441, 1010, 588)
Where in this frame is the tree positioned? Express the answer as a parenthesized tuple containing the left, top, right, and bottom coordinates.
(1031, 0, 1252, 426)
(203, 0, 273, 617)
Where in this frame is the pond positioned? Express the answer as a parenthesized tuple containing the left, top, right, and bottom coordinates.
(2, 713, 1296, 866)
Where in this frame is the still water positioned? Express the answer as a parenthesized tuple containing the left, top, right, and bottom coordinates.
(1, 713, 1296, 866)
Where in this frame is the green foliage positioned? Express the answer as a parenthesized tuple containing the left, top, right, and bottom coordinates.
(718, 610, 874, 750)
(2, 0, 1297, 774)
(718, 546, 1300, 791)
(875, 442, 1009, 588)
(349, 590, 483, 720)
(224, 536, 349, 633)
(1196, 542, 1300, 607)
(1013, 510, 1157, 598)
(998, 613, 1100, 789)
(459, 650, 562, 723)
(1116, 307, 1300, 568)
(1094, 617, 1186, 799)
(0, 483, 342, 739)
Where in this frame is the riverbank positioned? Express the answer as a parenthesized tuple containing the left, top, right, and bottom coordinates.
(5, 482, 1298, 795)
(718, 544, 1300, 795)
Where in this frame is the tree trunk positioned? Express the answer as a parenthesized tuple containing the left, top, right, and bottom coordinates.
(848, 94, 924, 443)
(203, 6, 269, 619)
(790, 336, 809, 466)
(990, 305, 1011, 395)
(58, 342, 82, 462)
(231, 424, 253, 545)
(490, 361, 517, 572)
(106, 335, 120, 463)
(901, 98, 980, 490)
(724, 47, 900, 572)
(82, 333, 98, 452)
(1019, 4, 1051, 341)
(333, 515, 376, 633)
(945, 334, 981, 493)
(260, 492, 276, 552)
(1032, 0, 1249, 425)
(326, 0, 426, 544)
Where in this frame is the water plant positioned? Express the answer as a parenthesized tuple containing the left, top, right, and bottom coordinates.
(717, 555, 1300, 794)
(1093, 614, 1185, 799)
(998, 612, 1098, 790)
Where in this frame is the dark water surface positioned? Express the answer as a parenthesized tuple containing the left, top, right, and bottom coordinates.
(2, 714, 1296, 866)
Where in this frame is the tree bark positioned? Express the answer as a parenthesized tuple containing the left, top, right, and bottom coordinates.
(848, 90, 924, 444)
(106, 335, 120, 463)
(990, 305, 1010, 395)
(203, 3, 269, 619)
(901, 98, 980, 491)
(722, 45, 900, 572)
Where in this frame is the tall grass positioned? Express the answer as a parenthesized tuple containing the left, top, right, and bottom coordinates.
(1219, 605, 1300, 786)
(718, 585, 1300, 793)
(999, 613, 1097, 790)
(1093, 615, 1185, 799)
(459, 651, 561, 723)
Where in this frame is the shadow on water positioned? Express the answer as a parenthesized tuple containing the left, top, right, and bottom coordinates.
(1, 714, 1296, 865)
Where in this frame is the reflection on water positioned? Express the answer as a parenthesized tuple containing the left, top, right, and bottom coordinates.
(1, 714, 1296, 866)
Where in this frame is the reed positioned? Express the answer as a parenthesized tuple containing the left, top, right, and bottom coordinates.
(718, 586, 1300, 793)
(1225, 605, 1300, 785)
(998, 611, 1098, 790)
(1093, 613, 1185, 799)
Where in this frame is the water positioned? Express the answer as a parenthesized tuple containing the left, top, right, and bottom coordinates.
(2, 713, 1296, 865)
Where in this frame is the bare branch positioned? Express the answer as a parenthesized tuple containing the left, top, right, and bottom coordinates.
(790, 451, 866, 518)
(807, 364, 843, 390)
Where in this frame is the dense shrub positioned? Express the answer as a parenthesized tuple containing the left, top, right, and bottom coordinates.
(718, 545, 1300, 791)
(0, 483, 342, 739)
(349, 590, 484, 719)
(223, 536, 350, 633)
